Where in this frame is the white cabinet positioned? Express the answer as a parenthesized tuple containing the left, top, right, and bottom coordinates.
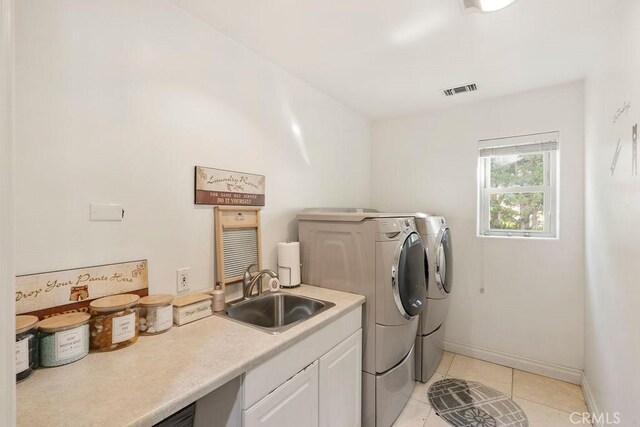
(243, 361, 319, 427)
(319, 330, 362, 427)
(243, 329, 362, 427)
(242, 307, 363, 427)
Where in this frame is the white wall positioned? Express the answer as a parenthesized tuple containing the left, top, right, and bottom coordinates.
(1, 0, 16, 424)
(584, 0, 640, 424)
(13, 0, 371, 296)
(372, 82, 585, 377)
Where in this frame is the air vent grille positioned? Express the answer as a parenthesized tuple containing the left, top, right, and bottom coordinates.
(443, 83, 477, 96)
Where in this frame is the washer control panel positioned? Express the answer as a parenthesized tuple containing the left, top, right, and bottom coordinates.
(376, 217, 417, 240)
(378, 219, 402, 235)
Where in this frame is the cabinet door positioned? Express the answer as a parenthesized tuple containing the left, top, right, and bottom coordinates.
(319, 329, 362, 427)
(243, 361, 318, 427)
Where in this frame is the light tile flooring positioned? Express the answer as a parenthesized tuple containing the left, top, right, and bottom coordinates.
(393, 352, 591, 427)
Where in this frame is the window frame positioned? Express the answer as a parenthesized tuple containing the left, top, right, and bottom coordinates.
(477, 134, 559, 239)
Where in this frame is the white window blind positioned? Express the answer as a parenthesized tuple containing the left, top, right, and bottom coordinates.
(478, 132, 559, 157)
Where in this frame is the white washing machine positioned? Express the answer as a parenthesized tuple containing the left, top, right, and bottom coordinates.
(298, 209, 427, 427)
(414, 214, 453, 383)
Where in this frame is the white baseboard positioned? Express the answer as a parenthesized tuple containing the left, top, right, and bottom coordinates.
(581, 373, 602, 427)
(443, 340, 583, 384)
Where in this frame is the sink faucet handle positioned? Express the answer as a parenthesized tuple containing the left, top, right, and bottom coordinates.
(243, 264, 258, 288)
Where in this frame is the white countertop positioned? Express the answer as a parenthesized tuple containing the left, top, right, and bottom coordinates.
(16, 285, 365, 427)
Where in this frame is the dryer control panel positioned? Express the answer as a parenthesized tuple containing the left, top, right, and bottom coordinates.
(402, 218, 416, 230)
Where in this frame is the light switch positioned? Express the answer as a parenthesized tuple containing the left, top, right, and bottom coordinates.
(90, 203, 124, 221)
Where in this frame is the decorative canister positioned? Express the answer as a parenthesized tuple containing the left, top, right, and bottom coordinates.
(89, 294, 140, 351)
(138, 294, 174, 335)
(38, 312, 90, 367)
(16, 315, 39, 382)
(172, 293, 213, 326)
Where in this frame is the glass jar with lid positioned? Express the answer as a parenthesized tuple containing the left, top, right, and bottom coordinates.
(137, 294, 174, 335)
(15, 315, 39, 382)
(38, 312, 90, 367)
(89, 294, 140, 351)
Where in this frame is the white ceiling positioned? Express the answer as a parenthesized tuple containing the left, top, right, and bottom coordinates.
(169, 0, 619, 118)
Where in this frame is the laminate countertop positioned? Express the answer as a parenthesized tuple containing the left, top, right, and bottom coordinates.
(16, 285, 365, 427)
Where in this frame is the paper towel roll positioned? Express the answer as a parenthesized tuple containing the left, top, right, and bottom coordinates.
(277, 242, 301, 287)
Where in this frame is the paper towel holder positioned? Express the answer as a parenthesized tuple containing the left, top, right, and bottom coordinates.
(277, 265, 301, 288)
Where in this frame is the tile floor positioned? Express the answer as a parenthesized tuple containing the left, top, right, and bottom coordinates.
(393, 352, 591, 427)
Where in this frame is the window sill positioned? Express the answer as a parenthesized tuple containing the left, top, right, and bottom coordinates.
(477, 234, 558, 241)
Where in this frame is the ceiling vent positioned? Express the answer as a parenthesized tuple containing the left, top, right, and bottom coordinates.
(443, 83, 477, 96)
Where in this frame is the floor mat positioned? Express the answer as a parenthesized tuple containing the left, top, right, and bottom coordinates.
(427, 378, 529, 427)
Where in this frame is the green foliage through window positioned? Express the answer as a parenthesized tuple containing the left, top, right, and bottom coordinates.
(488, 154, 545, 231)
(490, 154, 544, 188)
(489, 193, 544, 231)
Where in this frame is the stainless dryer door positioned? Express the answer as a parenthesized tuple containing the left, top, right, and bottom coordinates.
(435, 227, 453, 294)
(392, 231, 427, 319)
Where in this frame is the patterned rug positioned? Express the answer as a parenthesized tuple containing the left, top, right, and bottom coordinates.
(427, 378, 529, 427)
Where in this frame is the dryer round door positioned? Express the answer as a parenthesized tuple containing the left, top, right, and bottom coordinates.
(392, 231, 427, 319)
(435, 227, 452, 294)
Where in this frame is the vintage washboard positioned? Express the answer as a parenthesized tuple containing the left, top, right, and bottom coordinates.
(214, 207, 262, 287)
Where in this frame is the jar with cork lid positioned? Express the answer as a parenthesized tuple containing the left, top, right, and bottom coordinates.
(89, 294, 140, 351)
(15, 315, 39, 382)
(38, 312, 90, 367)
(137, 294, 173, 335)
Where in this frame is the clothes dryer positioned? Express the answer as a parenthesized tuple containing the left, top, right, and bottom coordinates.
(414, 214, 453, 383)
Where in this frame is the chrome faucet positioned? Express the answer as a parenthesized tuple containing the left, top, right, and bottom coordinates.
(242, 264, 278, 299)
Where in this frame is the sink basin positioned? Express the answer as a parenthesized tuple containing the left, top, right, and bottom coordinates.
(219, 293, 335, 334)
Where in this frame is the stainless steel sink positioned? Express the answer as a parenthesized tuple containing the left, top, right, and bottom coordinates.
(217, 293, 335, 334)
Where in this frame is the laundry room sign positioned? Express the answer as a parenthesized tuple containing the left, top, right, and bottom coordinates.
(15, 260, 149, 318)
(195, 166, 265, 206)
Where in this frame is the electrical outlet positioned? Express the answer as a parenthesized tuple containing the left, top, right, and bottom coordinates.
(176, 267, 190, 293)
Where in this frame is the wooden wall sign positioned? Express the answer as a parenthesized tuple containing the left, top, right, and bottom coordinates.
(16, 260, 149, 319)
(195, 166, 265, 206)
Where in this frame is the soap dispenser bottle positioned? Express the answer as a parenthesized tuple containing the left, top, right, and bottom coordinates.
(212, 283, 225, 312)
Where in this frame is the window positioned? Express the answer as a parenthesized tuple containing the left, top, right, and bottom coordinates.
(478, 132, 559, 238)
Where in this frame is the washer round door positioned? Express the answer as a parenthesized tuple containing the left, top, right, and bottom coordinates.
(435, 227, 453, 294)
(392, 231, 427, 319)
